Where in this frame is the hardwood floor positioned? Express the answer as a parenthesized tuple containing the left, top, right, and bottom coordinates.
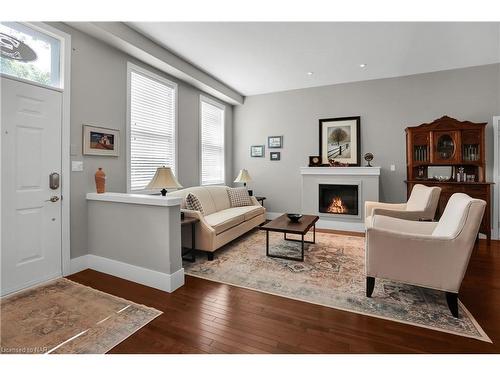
(68, 238, 500, 354)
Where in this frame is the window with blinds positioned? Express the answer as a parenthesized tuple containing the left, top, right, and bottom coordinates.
(128, 64, 177, 192)
(201, 96, 225, 186)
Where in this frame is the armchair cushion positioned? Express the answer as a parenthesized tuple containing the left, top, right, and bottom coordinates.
(432, 193, 476, 238)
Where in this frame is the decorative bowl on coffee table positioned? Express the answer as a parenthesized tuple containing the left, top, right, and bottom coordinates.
(287, 214, 303, 223)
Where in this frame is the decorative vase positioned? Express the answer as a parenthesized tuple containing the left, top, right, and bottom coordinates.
(95, 168, 106, 194)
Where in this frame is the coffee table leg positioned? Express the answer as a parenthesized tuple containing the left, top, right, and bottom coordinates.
(313, 224, 316, 244)
(301, 234, 304, 261)
(266, 230, 269, 257)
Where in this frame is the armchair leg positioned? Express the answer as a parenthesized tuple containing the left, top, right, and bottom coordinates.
(366, 277, 375, 297)
(446, 292, 459, 318)
(207, 252, 214, 261)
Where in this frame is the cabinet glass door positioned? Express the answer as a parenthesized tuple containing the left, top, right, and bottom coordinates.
(436, 134, 455, 160)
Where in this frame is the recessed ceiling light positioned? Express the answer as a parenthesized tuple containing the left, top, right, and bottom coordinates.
(307, 71, 314, 76)
(359, 63, 367, 68)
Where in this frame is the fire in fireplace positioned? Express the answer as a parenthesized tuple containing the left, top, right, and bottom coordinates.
(319, 184, 358, 216)
(327, 197, 348, 214)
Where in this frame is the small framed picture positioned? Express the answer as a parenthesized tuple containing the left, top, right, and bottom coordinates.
(250, 145, 265, 157)
(268, 135, 283, 148)
(309, 155, 322, 166)
(83, 125, 120, 156)
(270, 152, 281, 161)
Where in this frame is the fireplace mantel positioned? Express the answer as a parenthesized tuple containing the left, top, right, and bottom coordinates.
(300, 166, 381, 176)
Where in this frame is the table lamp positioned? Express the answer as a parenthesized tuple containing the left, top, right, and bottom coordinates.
(146, 166, 183, 196)
(234, 169, 253, 195)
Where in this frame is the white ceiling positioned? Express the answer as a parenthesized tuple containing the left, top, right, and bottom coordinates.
(128, 22, 500, 96)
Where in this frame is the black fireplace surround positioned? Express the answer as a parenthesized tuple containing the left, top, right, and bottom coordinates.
(318, 184, 359, 215)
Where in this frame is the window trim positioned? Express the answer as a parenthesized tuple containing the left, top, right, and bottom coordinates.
(126, 62, 179, 194)
(199, 95, 226, 186)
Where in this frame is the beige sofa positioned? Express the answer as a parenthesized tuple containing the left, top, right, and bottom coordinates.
(365, 193, 485, 317)
(167, 186, 266, 259)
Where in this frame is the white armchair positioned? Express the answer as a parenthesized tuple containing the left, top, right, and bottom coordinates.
(365, 184, 441, 225)
(365, 193, 486, 317)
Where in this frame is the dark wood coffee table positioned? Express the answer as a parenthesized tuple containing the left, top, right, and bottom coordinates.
(259, 214, 319, 261)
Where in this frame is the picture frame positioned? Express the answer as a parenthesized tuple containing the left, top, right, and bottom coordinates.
(268, 135, 283, 149)
(308, 155, 322, 167)
(270, 152, 281, 161)
(83, 125, 120, 156)
(319, 116, 360, 166)
(250, 145, 265, 157)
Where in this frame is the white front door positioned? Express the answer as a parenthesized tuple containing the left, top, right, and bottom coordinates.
(1, 77, 63, 296)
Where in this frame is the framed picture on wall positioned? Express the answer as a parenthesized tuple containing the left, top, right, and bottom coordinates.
(250, 145, 265, 157)
(319, 116, 360, 166)
(268, 135, 283, 148)
(270, 151, 280, 161)
(83, 125, 120, 156)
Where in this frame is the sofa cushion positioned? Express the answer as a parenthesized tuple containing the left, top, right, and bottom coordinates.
(204, 209, 246, 234)
(227, 187, 252, 207)
(185, 193, 205, 215)
(206, 186, 231, 211)
(240, 205, 265, 220)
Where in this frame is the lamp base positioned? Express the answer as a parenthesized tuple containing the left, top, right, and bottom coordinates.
(160, 188, 168, 196)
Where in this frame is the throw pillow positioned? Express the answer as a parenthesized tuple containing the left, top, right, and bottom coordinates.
(185, 193, 205, 215)
(227, 187, 252, 207)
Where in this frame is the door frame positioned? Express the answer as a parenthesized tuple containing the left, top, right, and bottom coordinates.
(492, 116, 500, 240)
(0, 22, 72, 277)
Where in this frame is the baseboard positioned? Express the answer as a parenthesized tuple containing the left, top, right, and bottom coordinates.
(266, 212, 365, 232)
(70, 255, 89, 274)
(69, 254, 184, 293)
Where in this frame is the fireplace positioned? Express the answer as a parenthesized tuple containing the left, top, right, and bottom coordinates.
(318, 184, 359, 216)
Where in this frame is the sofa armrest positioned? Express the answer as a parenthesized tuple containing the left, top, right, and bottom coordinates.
(181, 209, 216, 234)
(250, 196, 261, 206)
(365, 201, 406, 218)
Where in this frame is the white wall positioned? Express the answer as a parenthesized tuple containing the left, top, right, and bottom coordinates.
(233, 64, 500, 214)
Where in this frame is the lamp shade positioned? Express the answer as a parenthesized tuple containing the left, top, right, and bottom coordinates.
(234, 169, 252, 184)
(146, 166, 183, 190)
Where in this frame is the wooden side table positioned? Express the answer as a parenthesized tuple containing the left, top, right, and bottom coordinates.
(255, 196, 266, 207)
(181, 216, 199, 262)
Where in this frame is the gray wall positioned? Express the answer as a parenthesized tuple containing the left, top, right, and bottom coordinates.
(52, 24, 233, 259)
(233, 64, 500, 214)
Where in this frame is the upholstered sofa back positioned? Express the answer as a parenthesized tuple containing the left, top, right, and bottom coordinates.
(167, 186, 231, 215)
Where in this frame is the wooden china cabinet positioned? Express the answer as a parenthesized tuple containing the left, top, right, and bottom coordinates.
(405, 116, 492, 239)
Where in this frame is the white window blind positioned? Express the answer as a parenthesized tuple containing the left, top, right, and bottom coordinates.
(129, 67, 177, 192)
(201, 97, 225, 185)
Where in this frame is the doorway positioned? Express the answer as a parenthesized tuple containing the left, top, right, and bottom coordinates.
(0, 22, 71, 296)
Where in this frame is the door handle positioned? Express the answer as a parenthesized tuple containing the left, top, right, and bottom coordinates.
(46, 196, 60, 203)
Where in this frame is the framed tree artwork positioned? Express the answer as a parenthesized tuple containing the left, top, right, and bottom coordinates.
(319, 116, 360, 166)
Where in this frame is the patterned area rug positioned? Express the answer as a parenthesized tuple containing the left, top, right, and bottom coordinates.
(185, 229, 491, 342)
(0, 278, 161, 354)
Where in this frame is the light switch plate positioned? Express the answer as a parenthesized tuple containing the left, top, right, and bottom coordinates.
(390, 164, 396, 171)
(72, 161, 84, 172)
